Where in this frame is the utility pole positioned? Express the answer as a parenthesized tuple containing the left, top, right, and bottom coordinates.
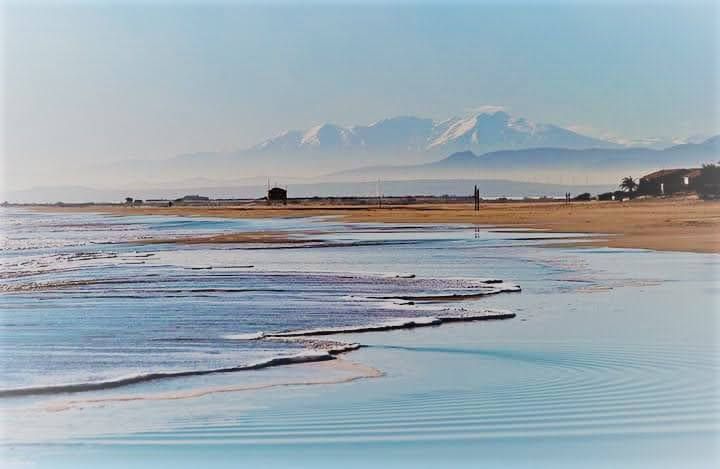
(377, 178, 382, 208)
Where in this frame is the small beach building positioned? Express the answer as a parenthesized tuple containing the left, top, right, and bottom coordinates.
(267, 187, 288, 205)
(177, 194, 209, 201)
(638, 168, 701, 196)
(174, 194, 210, 204)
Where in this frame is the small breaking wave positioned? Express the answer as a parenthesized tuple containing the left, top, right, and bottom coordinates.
(367, 283, 521, 301)
(41, 360, 384, 413)
(224, 332, 267, 341)
(0, 351, 334, 398)
(1, 309, 516, 399)
(0, 278, 130, 293)
(1, 263, 521, 399)
(224, 309, 515, 339)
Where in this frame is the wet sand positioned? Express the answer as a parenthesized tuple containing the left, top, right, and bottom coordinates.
(140, 231, 323, 245)
(40, 359, 383, 412)
(33, 198, 720, 253)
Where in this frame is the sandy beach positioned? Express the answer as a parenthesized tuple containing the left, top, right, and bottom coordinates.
(34, 198, 720, 253)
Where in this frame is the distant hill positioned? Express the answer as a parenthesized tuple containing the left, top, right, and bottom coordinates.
(11, 136, 717, 203)
(327, 136, 720, 183)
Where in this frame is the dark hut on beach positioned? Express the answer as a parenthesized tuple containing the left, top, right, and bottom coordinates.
(638, 168, 701, 196)
(267, 187, 287, 205)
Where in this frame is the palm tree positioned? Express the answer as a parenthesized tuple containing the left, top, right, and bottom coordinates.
(697, 163, 720, 198)
(620, 176, 637, 193)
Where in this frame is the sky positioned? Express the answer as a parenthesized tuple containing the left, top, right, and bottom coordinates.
(2, 0, 719, 191)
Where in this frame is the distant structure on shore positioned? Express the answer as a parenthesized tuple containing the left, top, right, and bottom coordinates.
(123, 197, 143, 206)
(267, 187, 287, 205)
(638, 168, 701, 196)
(175, 194, 210, 203)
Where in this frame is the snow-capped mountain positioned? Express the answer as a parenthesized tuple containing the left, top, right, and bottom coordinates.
(353, 116, 434, 153)
(106, 109, 710, 186)
(248, 110, 618, 157)
(251, 116, 434, 155)
(426, 111, 617, 153)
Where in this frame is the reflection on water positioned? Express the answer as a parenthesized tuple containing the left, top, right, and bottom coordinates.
(0, 208, 718, 467)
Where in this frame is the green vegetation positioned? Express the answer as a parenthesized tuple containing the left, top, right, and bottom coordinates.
(697, 163, 720, 198)
(620, 176, 638, 194)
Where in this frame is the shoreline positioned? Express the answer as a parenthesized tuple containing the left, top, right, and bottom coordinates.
(40, 359, 385, 413)
(139, 231, 324, 245)
(4, 205, 716, 461)
(0, 309, 515, 399)
(24, 198, 720, 253)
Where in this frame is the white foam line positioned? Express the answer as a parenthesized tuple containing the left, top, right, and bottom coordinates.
(257, 270, 503, 286)
(225, 309, 516, 340)
(224, 332, 266, 340)
(367, 284, 521, 301)
(0, 351, 333, 398)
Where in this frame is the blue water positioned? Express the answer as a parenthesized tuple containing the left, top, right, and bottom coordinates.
(1, 208, 718, 468)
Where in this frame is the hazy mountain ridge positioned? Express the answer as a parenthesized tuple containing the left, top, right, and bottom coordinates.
(20, 111, 717, 192)
(132, 110, 622, 181)
(328, 136, 720, 182)
(7, 136, 717, 203)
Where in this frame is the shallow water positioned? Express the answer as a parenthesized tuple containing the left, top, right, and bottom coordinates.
(1, 207, 718, 468)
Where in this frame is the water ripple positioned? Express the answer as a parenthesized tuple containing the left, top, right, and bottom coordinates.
(83, 342, 719, 444)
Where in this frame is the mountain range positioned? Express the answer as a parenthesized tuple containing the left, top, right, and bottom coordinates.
(7, 109, 719, 201)
(95, 109, 685, 185)
(329, 136, 720, 183)
(246, 111, 619, 159)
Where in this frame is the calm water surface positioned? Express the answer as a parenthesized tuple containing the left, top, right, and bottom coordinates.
(0, 208, 718, 468)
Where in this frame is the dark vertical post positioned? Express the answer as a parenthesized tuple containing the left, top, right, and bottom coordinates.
(377, 179, 382, 208)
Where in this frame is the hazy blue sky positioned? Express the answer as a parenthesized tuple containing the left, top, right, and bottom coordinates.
(2, 0, 719, 189)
